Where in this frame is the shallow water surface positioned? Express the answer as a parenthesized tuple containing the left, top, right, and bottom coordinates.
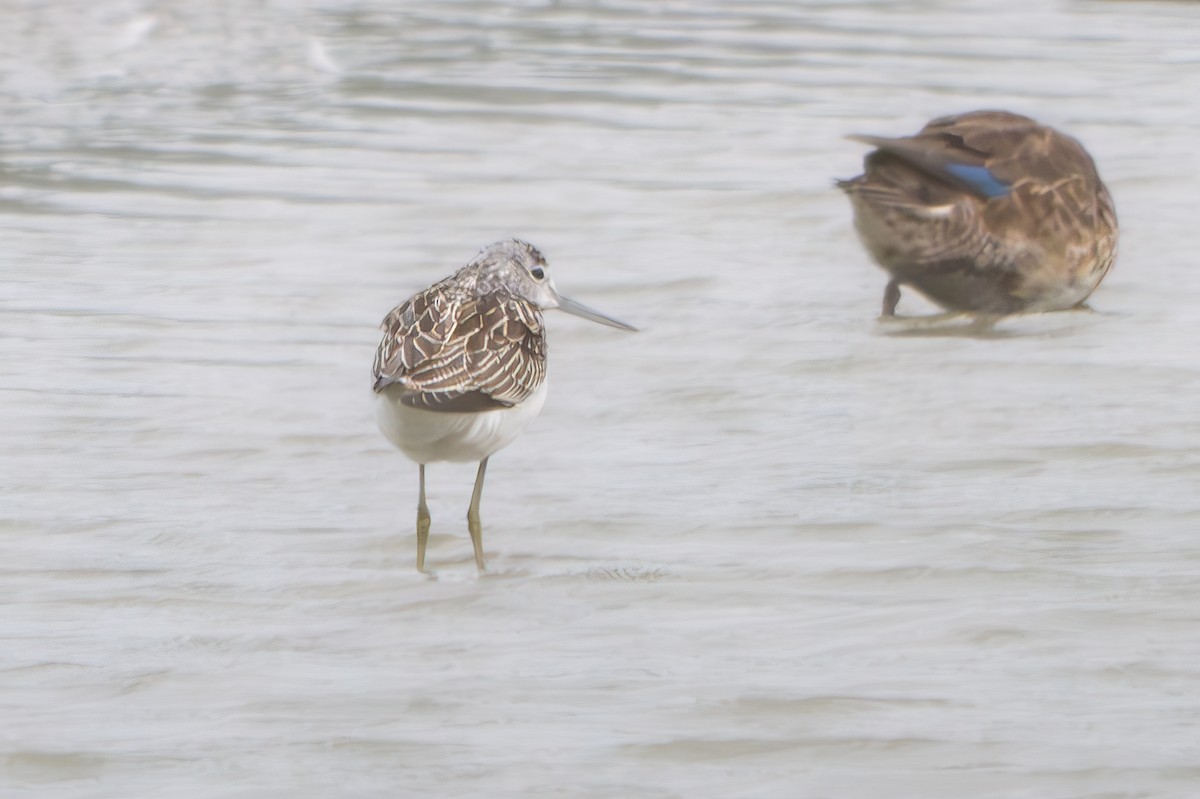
(4, 1, 1200, 797)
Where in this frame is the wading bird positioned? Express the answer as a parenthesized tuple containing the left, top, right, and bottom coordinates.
(372, 239, 636, 572)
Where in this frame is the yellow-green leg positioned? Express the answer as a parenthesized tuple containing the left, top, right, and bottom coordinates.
(466, 457, 489, 572)
(416, 464, 431, 572)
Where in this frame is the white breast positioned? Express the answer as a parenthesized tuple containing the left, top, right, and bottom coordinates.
(375, 381, 549, 464)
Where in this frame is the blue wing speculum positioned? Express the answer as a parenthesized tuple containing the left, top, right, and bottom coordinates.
(942, 163, 1011, 199)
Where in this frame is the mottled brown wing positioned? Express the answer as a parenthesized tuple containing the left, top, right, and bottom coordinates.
(841, 147, 999, 273)
(846, 111, 1110, 267)
(921, 111, 1098, 190)
(373, 283, 546, 413)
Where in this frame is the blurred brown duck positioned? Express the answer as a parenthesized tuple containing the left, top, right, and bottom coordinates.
(838, 110, 1118, 317)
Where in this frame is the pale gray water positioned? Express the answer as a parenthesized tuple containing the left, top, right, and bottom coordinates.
(4, 1, 1200, 797)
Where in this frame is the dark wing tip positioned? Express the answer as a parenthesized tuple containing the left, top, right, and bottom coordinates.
(401, 390, 514, 413)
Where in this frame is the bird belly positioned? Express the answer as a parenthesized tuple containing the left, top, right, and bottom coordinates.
(1018, 270, 1103, 312)
(376, 381, 548, 464)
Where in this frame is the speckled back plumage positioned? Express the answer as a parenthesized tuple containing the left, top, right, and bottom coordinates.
(839, 110, 1119, 315)
(372, 243, 548, 413)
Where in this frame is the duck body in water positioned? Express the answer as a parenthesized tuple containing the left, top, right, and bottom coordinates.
(839, 110, 1118, 317)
